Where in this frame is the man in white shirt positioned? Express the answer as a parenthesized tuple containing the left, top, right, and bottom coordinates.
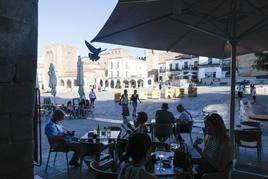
(89, 89, 96, 108)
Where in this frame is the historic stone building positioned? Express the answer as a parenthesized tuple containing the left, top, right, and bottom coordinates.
(38, 44, 106, 92)
(38, 46, 153, 92)
(146, 50, 182, 81)
(97, 48, 154, 89)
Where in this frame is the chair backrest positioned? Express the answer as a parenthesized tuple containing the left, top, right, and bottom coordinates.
(176, 121, 193, 133)
(240, 121, 261, 128)
(46, 135, 67, 152)
(235, 130, 262, 147)
(90, 160, 118, 179)
(152, 123, 173, 142)
(152, 142, 170, 152)
(73, 98, 80, 106)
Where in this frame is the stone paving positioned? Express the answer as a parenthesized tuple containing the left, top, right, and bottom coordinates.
(34, 86, 268, 178)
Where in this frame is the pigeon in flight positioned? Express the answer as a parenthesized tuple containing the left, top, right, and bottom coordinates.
(85, 40, 106, 61)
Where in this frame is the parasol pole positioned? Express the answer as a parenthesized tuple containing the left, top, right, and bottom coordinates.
(229, 0, 238, 146)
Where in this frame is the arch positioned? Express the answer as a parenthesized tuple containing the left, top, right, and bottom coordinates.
(73, 80, 77, 86)
(67, 80, 72, 88)
(130, 79, 136, 88)
(110, 80, 115, 88)
(105, 80, 109, 87)
(115, 80, 121, 89)
(100, 80, 103, 87)
(148, 79, 152, 85)
(59, 80, 64, 86)
(123, 80, 129, 88)
(137, 79, 144, 88)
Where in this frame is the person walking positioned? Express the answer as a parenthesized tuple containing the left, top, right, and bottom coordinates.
(89, 89, 96, 108)
(252, 85, 257, 104)
(130, 89, 141, 117)
(120, 89, 130, 124)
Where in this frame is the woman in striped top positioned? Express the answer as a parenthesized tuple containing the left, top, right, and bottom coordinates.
(193, 113, 234, 178)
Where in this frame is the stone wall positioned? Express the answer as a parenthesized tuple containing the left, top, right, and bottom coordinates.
(0, 0, 38, 178)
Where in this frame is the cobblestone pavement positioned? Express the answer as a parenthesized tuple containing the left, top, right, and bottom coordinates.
(35, 86, 268, 178)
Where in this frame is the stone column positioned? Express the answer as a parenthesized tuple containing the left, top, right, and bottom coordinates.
(0, 0, 38, 178)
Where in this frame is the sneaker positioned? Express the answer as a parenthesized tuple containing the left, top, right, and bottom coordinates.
(69, 161, 80, 167)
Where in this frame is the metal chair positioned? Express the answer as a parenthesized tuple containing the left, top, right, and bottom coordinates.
(45, 136, 69, 175)
(235, 130, 262, 163)
(152, 123, 173, 143)
(80, 141, 114, 178)
(240, 121, 261, 128)
(175, 121, 194, 145)
(90, 160, 118, 179)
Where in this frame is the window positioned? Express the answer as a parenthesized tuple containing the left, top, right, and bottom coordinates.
(117, 71, 119, 78)
(126, 71, 128, 77)
(194, 61, 198, 68)
(175, 63, 179, 70)
(208, 58, 212, 64)
(111, 71, 113, 78)
(169, 64, 172, 70)
(111, 62, 113, 69)
(116, 62, 119, 69)
(184, 62, 188, 69)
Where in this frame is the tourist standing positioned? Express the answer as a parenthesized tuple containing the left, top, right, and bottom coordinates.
(252, 85, 257, 104)
(120, 89, 130, 124)
(130, 90, 141, 117)
(237, 84, 243, 102)
(89, 89, 96, 108)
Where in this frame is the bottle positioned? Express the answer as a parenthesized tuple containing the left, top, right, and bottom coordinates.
(97, 124, 100, 136)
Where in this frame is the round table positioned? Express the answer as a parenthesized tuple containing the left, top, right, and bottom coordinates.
(149, 151, 183, 177)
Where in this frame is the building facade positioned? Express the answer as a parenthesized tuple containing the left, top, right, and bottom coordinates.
(37, 44, 105, 92)
(103, 48, 153, 89)
(198, 56, 226, 85)
(158, 55, 199, 84)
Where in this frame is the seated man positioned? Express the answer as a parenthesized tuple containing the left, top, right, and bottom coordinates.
(45, 109, 80, 167)
(155, 103, 175, 125)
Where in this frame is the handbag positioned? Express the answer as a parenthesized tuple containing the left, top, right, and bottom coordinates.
(173, 142, 192, 172)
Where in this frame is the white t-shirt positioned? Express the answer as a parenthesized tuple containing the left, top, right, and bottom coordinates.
(252, 88, 256, 96)
(89, 91, 96, 99)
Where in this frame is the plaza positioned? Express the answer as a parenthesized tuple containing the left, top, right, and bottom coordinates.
(33, 86, 268, 178)
(2, 0, 268, 179)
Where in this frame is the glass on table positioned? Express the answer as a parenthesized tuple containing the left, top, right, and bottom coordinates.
(106, 128, 111, 138)
(170, 143, 179, 150)
(156, 151, 166, 172)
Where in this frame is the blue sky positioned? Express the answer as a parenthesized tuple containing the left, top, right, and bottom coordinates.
(38, 0, 145, 57)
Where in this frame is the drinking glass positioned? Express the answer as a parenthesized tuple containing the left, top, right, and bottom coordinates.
(157, 151, 165, 172)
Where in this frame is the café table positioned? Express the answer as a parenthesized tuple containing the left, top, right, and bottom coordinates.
(80, 130, 121, 144)
(149, 151, 185, 178)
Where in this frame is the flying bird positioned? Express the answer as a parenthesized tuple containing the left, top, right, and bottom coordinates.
(85, 40, 106, 61)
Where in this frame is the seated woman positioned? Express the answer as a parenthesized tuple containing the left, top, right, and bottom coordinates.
(66, 101, 75, 118)
(134, 112, 148, 133)
(118, 133, 157, 179)
(193, 113, 234, 179)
